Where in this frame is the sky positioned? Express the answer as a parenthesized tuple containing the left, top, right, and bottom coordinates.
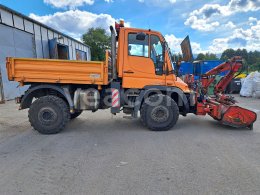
(0, 0, 259, 54)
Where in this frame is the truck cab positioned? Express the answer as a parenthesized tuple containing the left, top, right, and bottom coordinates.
(115, 22, 190, 93)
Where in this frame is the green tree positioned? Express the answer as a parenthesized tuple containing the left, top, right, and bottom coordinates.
(220, 49, 260, 72)
(196, 53, 205, 60)
(82, 28, 111, 61)
(249, 51, 260, 71)
(196, 53, 218, 60)
(221, 49, 236, 60)
(238, 49, 248, 61)
(204, 53, 218, 60)
(171, 53, 183, 62)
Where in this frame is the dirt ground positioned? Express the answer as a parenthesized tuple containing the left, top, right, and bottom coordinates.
(0, 95, 260, 195)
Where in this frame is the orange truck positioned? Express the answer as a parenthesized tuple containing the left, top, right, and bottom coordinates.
(6, 21, 257, 134)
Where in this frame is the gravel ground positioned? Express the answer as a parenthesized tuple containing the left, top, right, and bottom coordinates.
(0, 95, 260, 195)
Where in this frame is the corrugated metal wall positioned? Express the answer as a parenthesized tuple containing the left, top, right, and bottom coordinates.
(0, 5, 91, 100)
(0, 24, 35, 100)
(0, 6, 90, 60)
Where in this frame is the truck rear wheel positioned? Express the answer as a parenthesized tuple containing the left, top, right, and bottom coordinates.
(140, 94, 179, 131)
(29, 96, 70, 134)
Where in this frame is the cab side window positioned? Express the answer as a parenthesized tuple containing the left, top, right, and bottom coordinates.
(128, 33, 149, 57)
(150, 35, 164, 75)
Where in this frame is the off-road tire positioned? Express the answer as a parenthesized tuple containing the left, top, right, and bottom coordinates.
(140, 94, 179, 131)
(70, 111, 83, 119)
(29, 95, 70, 134)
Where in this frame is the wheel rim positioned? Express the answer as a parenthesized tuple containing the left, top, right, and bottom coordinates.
(38, 107, 58, 125)
(151, 106, 169, 123)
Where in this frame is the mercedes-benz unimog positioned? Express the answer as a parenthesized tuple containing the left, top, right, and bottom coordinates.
(6, 21, 257, 134)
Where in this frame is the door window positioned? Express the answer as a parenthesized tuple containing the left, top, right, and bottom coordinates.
(76, 49, 87, 61)
(150, 35, 164, 75)
(128, 33, 149, 57)
(57, 44, 69, 59)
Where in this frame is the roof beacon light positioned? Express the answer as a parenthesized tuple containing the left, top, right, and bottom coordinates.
(119, 20, 125, 27)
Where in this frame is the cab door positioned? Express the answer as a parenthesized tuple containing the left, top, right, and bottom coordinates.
(122, 31, 166, 89)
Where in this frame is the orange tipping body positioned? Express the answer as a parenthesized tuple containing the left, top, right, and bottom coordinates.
(6, 50, 112, 86)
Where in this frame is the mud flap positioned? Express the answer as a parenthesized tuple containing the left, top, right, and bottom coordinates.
(111, 82, 121, 114)
(221, 106, 257, 128)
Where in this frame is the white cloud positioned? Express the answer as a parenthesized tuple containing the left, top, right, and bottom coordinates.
(249, 17, 258, 25)
(209, 19, 260, 53)
(208, 38, 229, 53)
(43, 0, 94, 9)
(228, 0, 260, 13)
(29, 10, 130, 40)
(165, 34, 205, 54)
(184, 15, 220, 31)
(138, 0, 176, 6)
(167, 18, 260, 54)
(225, 21, 236, 29)
(185, 0, 260, 31)
(249, 17, 257, 22)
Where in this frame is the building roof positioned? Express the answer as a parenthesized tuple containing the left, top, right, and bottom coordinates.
(0, 4, 89, 48)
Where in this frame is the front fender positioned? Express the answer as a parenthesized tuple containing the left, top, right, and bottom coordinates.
(133, 86, 190, 117)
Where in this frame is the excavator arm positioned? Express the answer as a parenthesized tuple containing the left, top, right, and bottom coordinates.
(201, 56, 242, 94)
(196, 56, 257, 129)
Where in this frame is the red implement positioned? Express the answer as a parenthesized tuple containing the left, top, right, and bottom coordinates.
(221, 106, 257, 129)
(195, 56, 257, 129)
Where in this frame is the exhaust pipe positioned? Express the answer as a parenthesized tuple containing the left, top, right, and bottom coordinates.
(110, 26, 117, 80)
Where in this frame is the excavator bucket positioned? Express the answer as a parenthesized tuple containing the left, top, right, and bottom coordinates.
(220, 106, 257, 129)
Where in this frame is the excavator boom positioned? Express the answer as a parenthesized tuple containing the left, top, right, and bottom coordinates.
(196, 56, 257, 129)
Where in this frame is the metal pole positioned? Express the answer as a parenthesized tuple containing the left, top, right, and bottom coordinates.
(110, 26, 117, 80)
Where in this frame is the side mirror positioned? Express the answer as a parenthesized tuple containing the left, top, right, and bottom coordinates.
(136, 32, 146, 41)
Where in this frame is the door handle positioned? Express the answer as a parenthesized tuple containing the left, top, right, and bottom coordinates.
(124, 70, 134, 74)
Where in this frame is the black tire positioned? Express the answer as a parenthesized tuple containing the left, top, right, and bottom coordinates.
(70, 111, 83, 119)
(28, 95, 70, 134)
(140, 94, 179, 131)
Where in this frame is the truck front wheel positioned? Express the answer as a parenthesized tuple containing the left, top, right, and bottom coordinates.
(140, 94, 179, 131)
(29, 96, 70, 134)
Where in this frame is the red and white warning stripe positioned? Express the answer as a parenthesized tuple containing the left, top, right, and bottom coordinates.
(112, 88, 120, 108)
